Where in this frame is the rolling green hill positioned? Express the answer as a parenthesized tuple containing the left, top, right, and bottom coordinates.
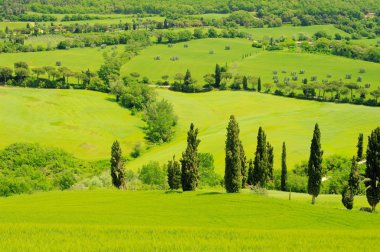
(0, 189, 378, 251)
(0, 87, 144, 159)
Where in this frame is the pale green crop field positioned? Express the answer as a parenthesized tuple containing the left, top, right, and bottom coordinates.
(0, 189, 378, 251)
(0, 87, 144, 159)
(123, 38, 380, 89)
(0, 46, 124, 71)
(128, 89, 380, 172)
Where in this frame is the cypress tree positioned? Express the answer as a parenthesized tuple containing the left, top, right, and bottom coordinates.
(240, 141, 247, 187)
(247, 159, 254, 185)
(357, 133, 364, 161)
(181, 123, 201, 191)
(184, 69, 192, 85)
(252, 127, 269, 187)
(224, 115, 242, 193)
(215, 64, 221, 88)
(267, 142, 274, 181)
(365, 127, 380, 212)
(110, 140, 126, 189)
(281, 142, 287, 191)
(307, 123, 323, 204)
(242, 76, 248, 90)
(167, 155, 181, 190)
(342, 157, 360, 210)
(257, 77, 262, 92)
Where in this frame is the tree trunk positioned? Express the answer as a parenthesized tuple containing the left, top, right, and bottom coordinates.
(372, 204, 376, 213)
(311, 195, 316, 204)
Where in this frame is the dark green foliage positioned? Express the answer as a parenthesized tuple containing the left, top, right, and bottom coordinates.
(349, 157, 360, 195)
(167, 156, 181, 190)
(0, 143, 93, 196)
(139, 161, 166, 189)
(184, 69, 194, 85)
(181, 123, 200, 191)
(144, 99, 177, 143)
(281, 142, 287, 191)
(224, 115, 242, 193)
(307, 123, 323, 204)
(365, 127, 380, 212)
(341, 185, 354, 210)
(342, 156, 360, 210)
(242, 76, 248, 90)
(251, 127, 269, 187)
(267, 142, 274, 181)
(357, 133, 364, 161)
(110, 140, 126, 189)
(198, 153, 222, 187)
(257, 77, 262, 92)
(214, 64, 221, 88)
(240, 141, 247, 187)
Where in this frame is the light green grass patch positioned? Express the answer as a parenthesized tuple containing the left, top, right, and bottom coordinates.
(0, 87, 144, 160)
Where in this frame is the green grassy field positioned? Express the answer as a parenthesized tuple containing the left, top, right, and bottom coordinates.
(0, 46, 124, 71)
(0, 189, 378, 251)
(2, 87, 379, 172)
(128, 89, 380, 172)
(0, 87, 144, 159)
(123, 38, 380, 89)
(241, 24, 349, 39)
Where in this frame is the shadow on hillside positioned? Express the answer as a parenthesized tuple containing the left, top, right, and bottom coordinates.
(196, 192, 224, 196)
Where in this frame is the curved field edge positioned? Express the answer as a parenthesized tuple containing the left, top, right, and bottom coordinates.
(0, 190, 379, 251)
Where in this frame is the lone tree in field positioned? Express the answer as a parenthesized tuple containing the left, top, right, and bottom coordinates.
(357, 133, 364, 161)
(215, 64, 221, 88)
(307, 123, 323, 204)
(365, 127, 380, 212)
(250, 127, 269, 187)
(181, 123, 201, 191)
(110, 140, 126, 189)
(240, 141, 247, 187)
(167, 155, 181, 190)
(281, 142, 287, 191)
(342, 157, 360, 210)
(224, 115, 242, 193)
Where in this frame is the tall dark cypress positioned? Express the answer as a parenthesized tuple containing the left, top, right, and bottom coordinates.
(307, 123, 323, 204)
(342, 157, 359, 210)
(224, 115, 242, 193)
(357, 133, 364, 161)
(365, 127, 380, 212)
(181, 123, 201, 191)
(167, 155, 181, 190)
(240, 141, 247, 187)
(257, 77, 262, 92)
(110, 140, 126, 189)
(252, 127, 269, 187)
(267, 142, 274, 181)
(281, 142, 287, 191)
(247, 159, 254, 185)
(215, 64, 221, 88)
(242, 76, 248, 90)
(184, 69, 192, 85)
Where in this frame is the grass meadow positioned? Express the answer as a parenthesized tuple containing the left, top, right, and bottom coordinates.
(0, 87, 144, 160)
(123, 38, 380, 90)
(1, 87, 379, 172)
(0, 46, 124, 71)
(0, 189, 378, 251)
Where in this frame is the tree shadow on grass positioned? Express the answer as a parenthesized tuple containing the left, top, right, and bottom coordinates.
(196, 192, 224, 196)
(165, 190, 183, 194)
